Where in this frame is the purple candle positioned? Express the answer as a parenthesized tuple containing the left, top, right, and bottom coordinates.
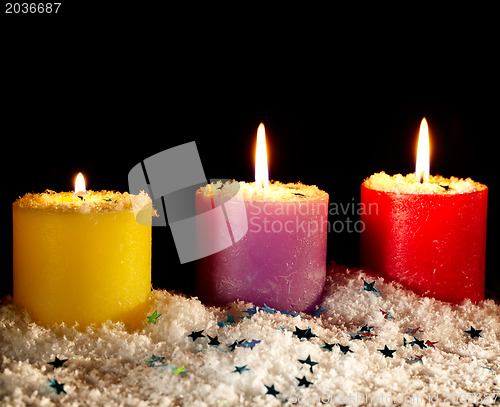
(195, 124, 328, 312)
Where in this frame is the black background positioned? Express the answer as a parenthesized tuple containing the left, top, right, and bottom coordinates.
(3, 14, 499, 301)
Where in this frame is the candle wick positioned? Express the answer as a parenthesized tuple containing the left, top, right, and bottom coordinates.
(74, 190, 87, 200)
(416, 171, 425, 184)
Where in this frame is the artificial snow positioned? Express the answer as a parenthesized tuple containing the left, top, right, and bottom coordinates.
(198, 180, 328, 201)
(1, 264, 499, 406)
(364, 172, 486, 194)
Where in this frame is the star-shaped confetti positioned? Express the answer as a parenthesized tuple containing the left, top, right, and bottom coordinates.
(406, 327, 424, 336)
(311, 307, 326, 317)
(293, 326, 317, 340)
(264, 384, 280, 398)
(349, 325, 376, 341)
(172, 365, 187, 375)
(380, 309, 394, 319)
(207, 335, 221, 347)
(227, 339, 245, 351)
(348, 332, 363, 341)
(48, 378, 66, 394)
(144, 355, 168, 367)
(409, 337, 427, 349)
(465, 326, 482, 338)
(359, 324, 375, 332)
(47, 356, 68, 369)
(277, 325, 292, 332)
(147, 309, 162, 324)
(405, 355, 423, 363)
(188, 330, 205, 341)
(218, 313, 236, 327)
(321, 341, 335, 352)
(144, 355, 165, 367)
(359, 325, 377, 339)
(237, 339, 261, 349)
(338, 344, 354, 355)
(363, 279, 381, 296)
(279, 309, 300, 317)
(261, 304, 276, 314)
(296, 375, 313, 387)
(243, 306, 257, 316)
(377, 345, 397, 358)
(425, 340, 438, 348)
(298, 355, 318, 372)
(232, 365, 250, 374)
(363, 280, 376, 291)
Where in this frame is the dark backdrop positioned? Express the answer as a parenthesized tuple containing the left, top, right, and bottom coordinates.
(3, 26, 498, 301)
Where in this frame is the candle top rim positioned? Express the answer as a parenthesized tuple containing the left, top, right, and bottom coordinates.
(363, 172, 487, 195)
(13, 190, 152, 213)
(197, 180, 328, 201)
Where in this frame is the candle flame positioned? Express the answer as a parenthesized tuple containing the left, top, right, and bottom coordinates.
(415, 117, 430, 183)
(255, 123, 269, 188)
(74, 172, 86, 196)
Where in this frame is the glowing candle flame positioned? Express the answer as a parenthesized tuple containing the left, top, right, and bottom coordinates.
(74, 172, 87, 196)
(255, 123, 269, 188)
(415, 117, 430, 183)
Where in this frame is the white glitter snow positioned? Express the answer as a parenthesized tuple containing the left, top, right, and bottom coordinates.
(1, 264, 499, 406)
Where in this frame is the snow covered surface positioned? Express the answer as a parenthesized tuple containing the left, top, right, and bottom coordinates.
(1, 264, 499, 406)
(363, 172, 486, 194)
(197, 180, 328, 201)
(13, 190, 152, 214)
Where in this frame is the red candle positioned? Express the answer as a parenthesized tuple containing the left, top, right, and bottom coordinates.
(360, 119, 488, 303)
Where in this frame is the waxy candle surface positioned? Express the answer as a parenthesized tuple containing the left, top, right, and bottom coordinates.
(360, 172, 487, 303)
(196, 181, 328, 312)
(13, 190, 152, 326)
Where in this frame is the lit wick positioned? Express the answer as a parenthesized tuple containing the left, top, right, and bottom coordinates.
(415, 118, 430, 184)
(255, 123, 269, 189)
(74, 172, 87, 199)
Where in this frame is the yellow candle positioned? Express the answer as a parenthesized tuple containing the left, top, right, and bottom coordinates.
(12, 175, 152, 327)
